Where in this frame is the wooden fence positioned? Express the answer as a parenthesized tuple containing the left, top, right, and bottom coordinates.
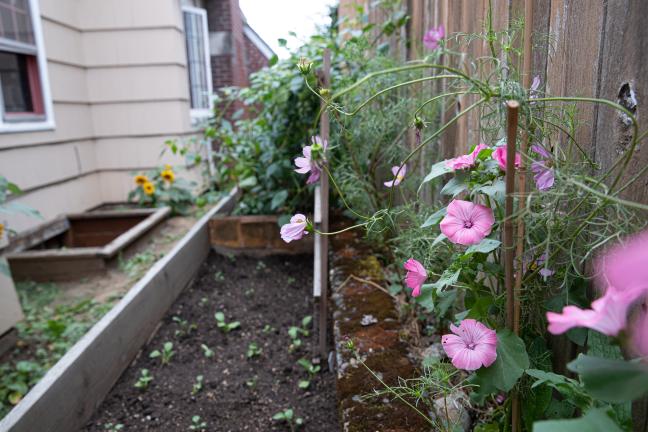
(338, 1, 648, 430)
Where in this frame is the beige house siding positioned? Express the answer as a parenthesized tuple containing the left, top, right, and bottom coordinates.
(0, 0, 208, 232)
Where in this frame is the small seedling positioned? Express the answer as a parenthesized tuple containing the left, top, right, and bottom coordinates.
(134, 368, 153, 390)
(288, 315, 312, 352)
(214, 270, 225, 282)
(244, 288, 255, 298)
(262, 324, 276, 334)
(255, 261, 267, 272)
(191, 375, 204, 395)
(201, 344, 215, 358)
(149, 341, 175, 365)
(188, 415, 207, 431)
(297, 358, 320, 390)
(246, 375, 258, 388)
(287, 276, 296, 285)
(246, 342, 262, 358)
(214, 311, 240, 332)
(272, 408, 303, 432)
(199, 297, 209, 307)
(173, 316, 197, 338)
(103, 423, 124, 432)
(226, 252, 236, 263)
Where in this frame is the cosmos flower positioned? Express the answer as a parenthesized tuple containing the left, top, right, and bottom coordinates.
(280, 214, 309, 243)
(295, 136, 328, 184)
(531, 144, 554, 191)
(440, 199, 495, 246)
(442, 319, 498, 370)
(384, 165, 407, 188)
(403, 258, 427, 297)
(423, 25, 445, 50)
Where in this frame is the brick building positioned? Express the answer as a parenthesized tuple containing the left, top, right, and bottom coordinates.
(205, 0, 274, 91)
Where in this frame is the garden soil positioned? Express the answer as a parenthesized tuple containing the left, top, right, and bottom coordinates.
(84, 253, 339, 432)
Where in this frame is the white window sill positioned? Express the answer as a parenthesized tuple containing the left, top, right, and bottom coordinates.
(0, 119, 55, 134)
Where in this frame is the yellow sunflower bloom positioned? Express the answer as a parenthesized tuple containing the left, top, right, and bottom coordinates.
(164, 164, 172, 171)
(161, 169, 175, 183)
(134, 175, 148, 185)
(143, 182, 155, 196)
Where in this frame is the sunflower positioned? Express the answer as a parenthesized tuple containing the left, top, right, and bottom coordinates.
(142, 182, 155, 196)
(164, 164, 172, 171)
(134, 174, 148, 185)
(161, 169, 175, 183)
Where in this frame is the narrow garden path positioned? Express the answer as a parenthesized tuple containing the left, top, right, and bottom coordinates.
(84, 253, 338, 432)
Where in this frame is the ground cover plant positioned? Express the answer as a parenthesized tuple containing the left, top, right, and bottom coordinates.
(84, 253, 337, 432)
(279, 5, 648, 431)
(0, 282, 121, 418)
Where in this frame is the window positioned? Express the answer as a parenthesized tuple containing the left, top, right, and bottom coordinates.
(182, 6, 212, 120)
(0, 0, 53, 132)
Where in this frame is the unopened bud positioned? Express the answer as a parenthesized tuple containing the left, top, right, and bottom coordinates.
(319, 88, 331, 98)
(297, 57, 313, 75)
(414, 115, 425, 130)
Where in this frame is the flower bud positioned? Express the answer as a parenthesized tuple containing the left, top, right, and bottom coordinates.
(319, 88, 331, 98)
(297, 57, 312, 75)
(414, 115, 425, 130)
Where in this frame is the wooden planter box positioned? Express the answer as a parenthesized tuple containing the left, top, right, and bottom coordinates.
(6, 207, 170, 281)
(0, 188, 237, 432)
(209, 215, 313, 255)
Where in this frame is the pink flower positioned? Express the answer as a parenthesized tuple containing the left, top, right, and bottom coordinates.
(440, 199, 495, 246)
(403, 258, 427, 297)
(423, 25, 445, 50)
(294, 136, 328, 184)
(546, 287, 641, 337)
(384, 164, 407, 188)
(445, 143, 489, 170)
(595, 229, 648, 299)
(280, 214, 309, 243)
(492, 146, 521, 171)
(531, 144, 554, 191)
(442, 319, 498, 370)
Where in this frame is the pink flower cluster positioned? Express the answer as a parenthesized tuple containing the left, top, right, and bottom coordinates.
(423, 25, 445, 50)
(547, 229, 648, 360)
(445, 143, 521, 173)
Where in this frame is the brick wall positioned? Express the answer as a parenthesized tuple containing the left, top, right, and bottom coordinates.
(244, 32, 269, 74)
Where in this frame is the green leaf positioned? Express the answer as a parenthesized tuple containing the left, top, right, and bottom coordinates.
(533, 408, 623, 432)
(421, 207, 446, 228)
(270, 190, 288, 210)
(473, 180, 505, 204)
(214, 312, 225, 322)
(421, 160, 453, 186)
(474, 329, 529, 394)
(567, 354, 648, 403)
(238, 176, 257, 189)
(277, 38, 287, 47)
(440, 176, 467, 197)
(432, 268, 461, 291)
(298, 380, 310, 389)
(465, 239, 501, 255)
(432, 233, 447, 247)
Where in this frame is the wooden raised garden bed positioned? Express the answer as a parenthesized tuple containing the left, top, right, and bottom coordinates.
(6, 207, 170, 281)
(0, 189, 237, 432)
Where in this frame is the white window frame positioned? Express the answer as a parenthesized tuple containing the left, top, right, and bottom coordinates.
(0, 0, 55, 134)
(181, 5, 213, 123)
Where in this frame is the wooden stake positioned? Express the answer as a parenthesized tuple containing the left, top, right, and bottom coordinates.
(513, 0, 534, 337)
(317, 48, 331, 361)
(504, 100, 519, 330)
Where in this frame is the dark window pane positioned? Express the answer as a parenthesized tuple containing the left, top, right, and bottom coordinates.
(183, 10, 209, 110)
(0, 51, 32, 112)
(0, 0, 34, 44)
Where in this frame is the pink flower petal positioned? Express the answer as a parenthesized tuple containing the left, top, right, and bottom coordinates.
(440, 200, 494, 246)
(442, 319, 498, 371)
(404, 258, 427, 297)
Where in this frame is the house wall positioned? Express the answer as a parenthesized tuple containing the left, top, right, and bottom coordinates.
(0, 0, 204, 232)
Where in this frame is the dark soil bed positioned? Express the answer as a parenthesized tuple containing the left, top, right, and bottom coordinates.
(84, 252, 339, 432)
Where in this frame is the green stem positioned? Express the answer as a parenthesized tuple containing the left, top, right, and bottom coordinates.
(313, 222, 368, 236)
(322, 164, 370, 220)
